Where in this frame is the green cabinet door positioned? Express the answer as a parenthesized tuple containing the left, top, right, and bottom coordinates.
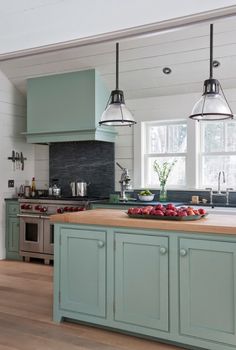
(5, 201, 21, 260)
(115, 232, 169, 331)
(7, 217, 20, 254)
(59, 227, 106, 318)
(179, 238, 236, 346)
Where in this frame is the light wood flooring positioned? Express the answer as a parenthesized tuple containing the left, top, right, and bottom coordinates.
(0, 260, 186, 350)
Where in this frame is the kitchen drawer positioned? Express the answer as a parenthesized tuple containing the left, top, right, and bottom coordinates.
(7, 202, 19, 216)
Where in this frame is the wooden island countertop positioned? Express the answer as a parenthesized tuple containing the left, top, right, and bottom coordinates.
(50, 208, 236, 235)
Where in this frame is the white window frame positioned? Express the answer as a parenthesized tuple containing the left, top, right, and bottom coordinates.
(144, 120, 187, 189)
(199, 120, 236, 188)
(134, 118, 199, 190)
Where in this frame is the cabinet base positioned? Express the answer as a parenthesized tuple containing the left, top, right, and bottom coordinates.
(20, 251, 53, 265)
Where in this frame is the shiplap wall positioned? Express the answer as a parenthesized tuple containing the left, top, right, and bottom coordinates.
(0, 70, 35, 259)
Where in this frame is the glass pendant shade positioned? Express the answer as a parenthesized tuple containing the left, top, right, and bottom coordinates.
(99, 43, 136, 127)
(189, 24, 234, 121)
(100, 102, 135, 126)
(100, 90, 136, 126)
(191, 94, 233, 121)
(189, 78, 234, 121)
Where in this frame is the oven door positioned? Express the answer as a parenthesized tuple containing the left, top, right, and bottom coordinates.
(42, 217, 54, 255)
(19, 214, 44, 253)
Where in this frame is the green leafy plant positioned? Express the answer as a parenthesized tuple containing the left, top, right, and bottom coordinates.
(153, 159, 177, 186)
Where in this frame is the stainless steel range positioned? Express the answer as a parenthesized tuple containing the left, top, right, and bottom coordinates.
(18, 198, 89, 264)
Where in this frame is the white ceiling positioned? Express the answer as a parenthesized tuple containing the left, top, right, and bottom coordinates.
(0, 0, 235, 54)
(1, 16, 236, 100)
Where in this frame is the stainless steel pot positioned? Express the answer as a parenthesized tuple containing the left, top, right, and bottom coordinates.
(70, 181, 90, 197)
(76, 182, 89, 197)
(70, 182, 76, 197)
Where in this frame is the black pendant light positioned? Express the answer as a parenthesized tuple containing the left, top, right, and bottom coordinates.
(99, 43, 136, 126)
(189, 24, 234, 121)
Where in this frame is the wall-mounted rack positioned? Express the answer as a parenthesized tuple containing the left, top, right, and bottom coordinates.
(8, 150, 27, 171)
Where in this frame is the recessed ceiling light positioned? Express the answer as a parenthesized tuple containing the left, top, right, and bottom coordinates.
(162, 67, 172, 74)
(212, 60, 220, 68)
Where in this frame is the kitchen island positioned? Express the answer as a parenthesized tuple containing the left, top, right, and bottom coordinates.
(51, 209, 236, 350)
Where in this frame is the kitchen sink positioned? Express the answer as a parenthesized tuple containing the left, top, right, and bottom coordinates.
(191, 206, 236, 215)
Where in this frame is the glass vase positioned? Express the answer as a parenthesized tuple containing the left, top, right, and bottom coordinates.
(159, 183, 167, 202)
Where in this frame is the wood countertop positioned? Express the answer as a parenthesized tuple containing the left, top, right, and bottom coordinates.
(50, 208, 236, 235)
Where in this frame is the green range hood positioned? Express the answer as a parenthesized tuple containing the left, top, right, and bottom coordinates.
(25, 69, 117, 143)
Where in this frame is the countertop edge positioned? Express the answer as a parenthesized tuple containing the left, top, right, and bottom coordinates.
(50, 209, 236, 236)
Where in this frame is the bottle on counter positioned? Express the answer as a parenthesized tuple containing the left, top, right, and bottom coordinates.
(48, 184, 53, 196)
(31, 177, 36, 197)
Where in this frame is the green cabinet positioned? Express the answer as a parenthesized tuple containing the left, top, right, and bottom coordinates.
(5, 201, 21, 260)
(179, 238, 236, 346)
(54, 223, 236, 350)
(59, 227, 106, 318)
(115, 233, 169, 331)
(26, 70, 117, 143)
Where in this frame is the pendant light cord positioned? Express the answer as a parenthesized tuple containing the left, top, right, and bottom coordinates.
(210, 24, 213, 79)
(116, 42, 119, 90)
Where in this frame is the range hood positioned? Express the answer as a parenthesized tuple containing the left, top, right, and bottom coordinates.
(25, 69, 117, 143)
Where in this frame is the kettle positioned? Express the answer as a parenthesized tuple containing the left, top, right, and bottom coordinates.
(52, 184, 61, 197)
(70, 181, 90, 197)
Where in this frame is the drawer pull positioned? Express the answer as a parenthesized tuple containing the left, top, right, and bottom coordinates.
(97, 241, 105, 248)
(180, 249, 187, 256)
(160, 247, 168, 255)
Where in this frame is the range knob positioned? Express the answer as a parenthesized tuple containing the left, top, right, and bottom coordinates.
(79, 207, 86, 211)
(35, 205, 41, 211)
(25, 205, 32, 210)
(57, 208, 64, 214)
(40, 207, 47, 213)
(63, 207, 69, 212)
(69, 207, 74, 212)
(21, 204, 26, 209)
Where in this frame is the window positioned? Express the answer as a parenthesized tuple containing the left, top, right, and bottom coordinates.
(140, 119, 236, 190)
(143, 121, 187, 188)
(200, 121, 236, 188)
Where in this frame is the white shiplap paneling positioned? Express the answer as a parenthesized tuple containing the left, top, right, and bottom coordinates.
(0, 70, 35, 259)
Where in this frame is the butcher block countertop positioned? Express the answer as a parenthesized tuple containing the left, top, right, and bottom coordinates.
(50, 208, 236, 235)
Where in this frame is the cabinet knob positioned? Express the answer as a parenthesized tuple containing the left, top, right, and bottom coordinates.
(160, 246, 168, 255)
(97, 241, 105, 248)
(180, 248, 187, 256)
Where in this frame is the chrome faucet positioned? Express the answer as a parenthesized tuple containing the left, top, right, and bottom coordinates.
(217, 171, 225, 194)
(206, 171, 233, 205)
(116, 162, 131, 201)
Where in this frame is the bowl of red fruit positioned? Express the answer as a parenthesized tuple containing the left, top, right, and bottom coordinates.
(127, 204, 207, 221)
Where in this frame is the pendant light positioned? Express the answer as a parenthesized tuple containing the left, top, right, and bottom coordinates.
(189, 24, 234, 121)
(99, 43, 136, 126)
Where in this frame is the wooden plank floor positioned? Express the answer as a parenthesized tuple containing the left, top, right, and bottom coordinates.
(0, 260, 185, 350)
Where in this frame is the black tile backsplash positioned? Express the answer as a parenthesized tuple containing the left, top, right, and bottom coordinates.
(49, 141, 114, 197)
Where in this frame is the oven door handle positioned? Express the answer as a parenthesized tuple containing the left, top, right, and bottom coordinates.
(41, 216, 50, 220)
(17, 214, 42, 219)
